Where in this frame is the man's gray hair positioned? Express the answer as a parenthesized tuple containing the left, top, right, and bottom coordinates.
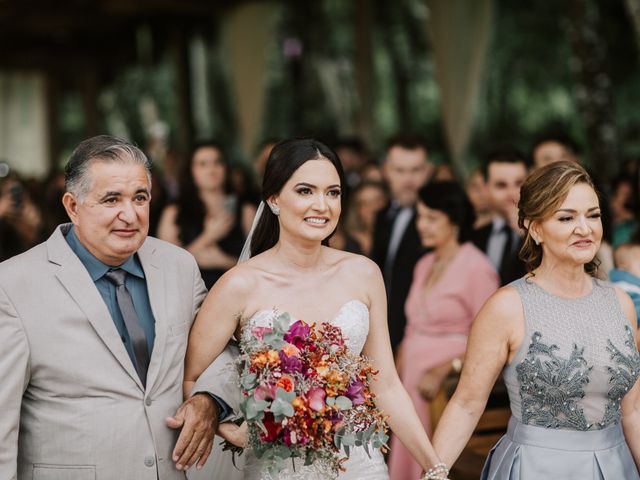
(64, 135, 152, 201)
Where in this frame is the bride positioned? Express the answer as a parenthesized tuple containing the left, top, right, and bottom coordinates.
(183, 138, 445, 479)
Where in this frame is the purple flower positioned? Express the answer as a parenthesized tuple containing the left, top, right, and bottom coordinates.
(279, 350, 304, 374)
(345, 380, 366, 405)
(283, 320, 311, 348)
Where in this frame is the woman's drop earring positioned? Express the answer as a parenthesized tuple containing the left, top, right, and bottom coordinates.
(269, 204, 280, 216)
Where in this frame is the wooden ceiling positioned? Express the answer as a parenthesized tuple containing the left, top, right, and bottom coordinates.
(0, 0, 239, 69)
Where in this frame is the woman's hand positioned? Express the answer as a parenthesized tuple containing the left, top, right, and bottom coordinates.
(218, 420, 248, 447)
(203, 212, 234, 243)
(417, 361, 454, 402)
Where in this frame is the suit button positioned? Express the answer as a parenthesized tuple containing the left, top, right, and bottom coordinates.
(145, 397, 152, 406)
(144, 455, 155, 467)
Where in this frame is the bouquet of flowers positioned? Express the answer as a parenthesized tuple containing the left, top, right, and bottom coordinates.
(235, 312, 389, 478)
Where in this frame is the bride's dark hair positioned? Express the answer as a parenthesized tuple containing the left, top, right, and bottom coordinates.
(250, 138, 347, 257)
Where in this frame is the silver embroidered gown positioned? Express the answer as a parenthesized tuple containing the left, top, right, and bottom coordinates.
(242, 300, 389, 480)
(482, 277, 640, 479)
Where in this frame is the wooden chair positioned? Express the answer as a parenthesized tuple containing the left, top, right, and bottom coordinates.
(430, 364, 511, 479)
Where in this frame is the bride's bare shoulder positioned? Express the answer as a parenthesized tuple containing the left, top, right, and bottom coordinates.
(327, 248, 381, 278)
(211, 261, 262, 298)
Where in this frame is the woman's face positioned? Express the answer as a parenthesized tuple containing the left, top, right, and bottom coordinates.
(191, 147, 226, 191)
(415, 201, 458, 249)
(355, 185, 387, 230)
(532, 183, 603, 269)
(271, 158, 342, 244)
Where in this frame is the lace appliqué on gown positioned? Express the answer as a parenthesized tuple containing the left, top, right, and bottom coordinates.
(241, 300, 389, 480)
(516, 327, 640, 430)
(601, 325, 640, 428)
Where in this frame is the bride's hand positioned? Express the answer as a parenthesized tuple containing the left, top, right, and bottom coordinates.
(218, 421, 248, 447)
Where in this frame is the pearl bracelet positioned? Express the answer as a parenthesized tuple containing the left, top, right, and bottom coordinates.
(421, 462, 450, 480)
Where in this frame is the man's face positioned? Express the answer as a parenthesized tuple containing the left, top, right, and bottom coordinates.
(63, 161, 151, 266)
(486, 162, 527, 219)
(533, 141, 576, 169)
(383, 146, 432, 207)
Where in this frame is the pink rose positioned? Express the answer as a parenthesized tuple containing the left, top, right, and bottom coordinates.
(308, 387, 326, 413)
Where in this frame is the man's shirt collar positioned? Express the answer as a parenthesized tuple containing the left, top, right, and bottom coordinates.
(65, 226, 145, 281)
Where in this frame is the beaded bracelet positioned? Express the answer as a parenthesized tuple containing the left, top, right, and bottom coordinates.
(421, 462, 450, 480)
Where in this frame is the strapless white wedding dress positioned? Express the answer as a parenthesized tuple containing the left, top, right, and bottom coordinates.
(241, 300, 389, 480)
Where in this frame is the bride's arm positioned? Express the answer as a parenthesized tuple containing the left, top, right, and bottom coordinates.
(360, 258, 442, 473)
(183, 267, 252, 395)
(431, 288, 519, 466)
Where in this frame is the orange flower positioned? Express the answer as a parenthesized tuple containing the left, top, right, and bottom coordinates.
(281, 343, 300, 357)
(277, 375, 295, 392)
(327, 370, 344, 385)
(267, 350, 280, 365)
(292, 396, 306, 410)
(252, 353, 268, 368)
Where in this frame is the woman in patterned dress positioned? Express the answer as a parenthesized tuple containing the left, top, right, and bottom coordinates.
(431, 161, 640, 479)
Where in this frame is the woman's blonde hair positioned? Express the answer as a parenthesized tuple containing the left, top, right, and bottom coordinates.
(518, 160, 599, 276)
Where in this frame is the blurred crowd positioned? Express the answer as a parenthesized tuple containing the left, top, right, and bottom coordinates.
(3, 131, 640, 477)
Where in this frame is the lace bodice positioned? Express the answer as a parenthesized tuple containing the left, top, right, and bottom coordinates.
(241, 299, 370, 355)
(504, 277, 640, 431)
(240, 299, 389, 480)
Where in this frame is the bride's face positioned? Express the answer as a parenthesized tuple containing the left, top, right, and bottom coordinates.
(271, 158, 342, 244)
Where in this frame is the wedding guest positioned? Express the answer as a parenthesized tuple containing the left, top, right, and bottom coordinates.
(0, 173, 43, 261)
(388, 181, 499, 480)
(0, 135, 232, 479)
(471, 148, 528, 285)
(370, 135, 434, 352)
(531, 130, 580, 170)
(346, 181, 388, 256)
(465, 169, 493, 230)
(433, 161, 640, 479)
(330, 180, 389, 255)
(335, 136, 370, 188)
(360, 160, 384, 183)
(433, 163, 456, 182)
(610, 242, 640, 326)
(157, 141, 256, 288)
(610, 174, 637, 247)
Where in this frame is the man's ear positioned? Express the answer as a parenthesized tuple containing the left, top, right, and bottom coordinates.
(62, 192, 80, 225)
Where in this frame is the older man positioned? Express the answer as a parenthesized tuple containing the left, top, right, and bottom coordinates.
(0, 135, 230, 479)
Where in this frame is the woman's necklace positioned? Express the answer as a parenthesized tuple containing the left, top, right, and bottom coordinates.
(424, 243, 460, 292)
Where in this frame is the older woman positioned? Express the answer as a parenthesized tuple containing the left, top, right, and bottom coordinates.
(388, 181, 499, 480)
(432, 161, 640, 479)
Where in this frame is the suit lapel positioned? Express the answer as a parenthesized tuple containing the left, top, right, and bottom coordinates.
(138, 240, 167, 393)
(48, 226, 144, 391)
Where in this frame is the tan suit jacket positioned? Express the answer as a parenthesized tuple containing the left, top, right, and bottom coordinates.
(0, 224, 232, 480)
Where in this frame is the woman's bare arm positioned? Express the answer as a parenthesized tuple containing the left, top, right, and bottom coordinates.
(360, 257, 443, 471)
(432, 287, 522, 466)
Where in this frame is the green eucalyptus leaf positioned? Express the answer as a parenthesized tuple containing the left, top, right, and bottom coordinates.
(341, 431, 356, 446)
(240, 372, 257, 390)
(273, 313, 292, 334)
(335, 395, 353, 410)
(244, 397, 270, 420)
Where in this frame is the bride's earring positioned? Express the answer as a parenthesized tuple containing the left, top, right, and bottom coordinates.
(269, 203, 280, 216)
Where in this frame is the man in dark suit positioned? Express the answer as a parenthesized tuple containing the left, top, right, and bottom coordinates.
(370, 136, 433, 352)
(471, 148, 528, 285)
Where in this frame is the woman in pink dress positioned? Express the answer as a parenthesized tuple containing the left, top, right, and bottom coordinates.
(388, 181, 499, 480)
